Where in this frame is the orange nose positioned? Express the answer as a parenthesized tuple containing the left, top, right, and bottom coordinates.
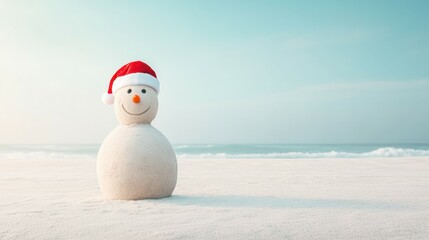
(132, 95, 140, 103)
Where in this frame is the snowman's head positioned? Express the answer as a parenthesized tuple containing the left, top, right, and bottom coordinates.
(114, 85, 159, 125)
(102, 61, 161, 125)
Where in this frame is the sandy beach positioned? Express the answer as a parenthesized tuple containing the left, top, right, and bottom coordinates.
(1, 157, 428, 239)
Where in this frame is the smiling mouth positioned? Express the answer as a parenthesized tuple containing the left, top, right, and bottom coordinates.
(121, 104, 151, 116)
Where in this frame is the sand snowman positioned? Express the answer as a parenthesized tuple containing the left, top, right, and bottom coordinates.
(97, 61, 177, 200)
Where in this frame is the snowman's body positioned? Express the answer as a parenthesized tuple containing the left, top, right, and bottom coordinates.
(97, 124, 177, 200)
(97, 61, 177, 200)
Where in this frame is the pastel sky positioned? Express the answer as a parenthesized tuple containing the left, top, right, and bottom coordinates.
(1, 1, 428, 144)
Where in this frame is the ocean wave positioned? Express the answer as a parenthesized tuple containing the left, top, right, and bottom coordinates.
(174, 144, 213, 149)
(0, 151, 95, 160)
(1, 147, 429, 160)
(177, 147, 429, 159)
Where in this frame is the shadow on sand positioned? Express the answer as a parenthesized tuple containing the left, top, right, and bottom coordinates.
(156, 195, 404, 210)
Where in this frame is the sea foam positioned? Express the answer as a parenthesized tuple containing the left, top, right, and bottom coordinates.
(1, 145, 429, 159)
(177, 147, 429, 159)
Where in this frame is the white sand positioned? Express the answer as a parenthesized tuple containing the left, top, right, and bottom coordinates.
(1, 157, 428, 240)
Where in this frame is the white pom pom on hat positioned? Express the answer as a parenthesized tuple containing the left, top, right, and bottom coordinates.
(101, 92, 115, 105)
(102, 61, 160, 105)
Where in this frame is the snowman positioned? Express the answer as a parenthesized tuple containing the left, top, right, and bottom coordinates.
(97, 60, 177, 200)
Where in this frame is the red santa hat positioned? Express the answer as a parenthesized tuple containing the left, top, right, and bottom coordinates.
(102, 60, 160, 105)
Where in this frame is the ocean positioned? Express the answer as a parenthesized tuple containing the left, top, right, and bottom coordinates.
(1, 144, 429, 159)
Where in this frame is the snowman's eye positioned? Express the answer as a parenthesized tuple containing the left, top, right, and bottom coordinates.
(141, 89, 146, 94)
(127, 89, 132, 94)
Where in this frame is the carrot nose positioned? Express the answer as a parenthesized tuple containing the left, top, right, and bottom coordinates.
(132, 95, 140, 103)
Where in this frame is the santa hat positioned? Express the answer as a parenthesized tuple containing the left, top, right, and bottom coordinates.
(102, 61, 160, 105)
